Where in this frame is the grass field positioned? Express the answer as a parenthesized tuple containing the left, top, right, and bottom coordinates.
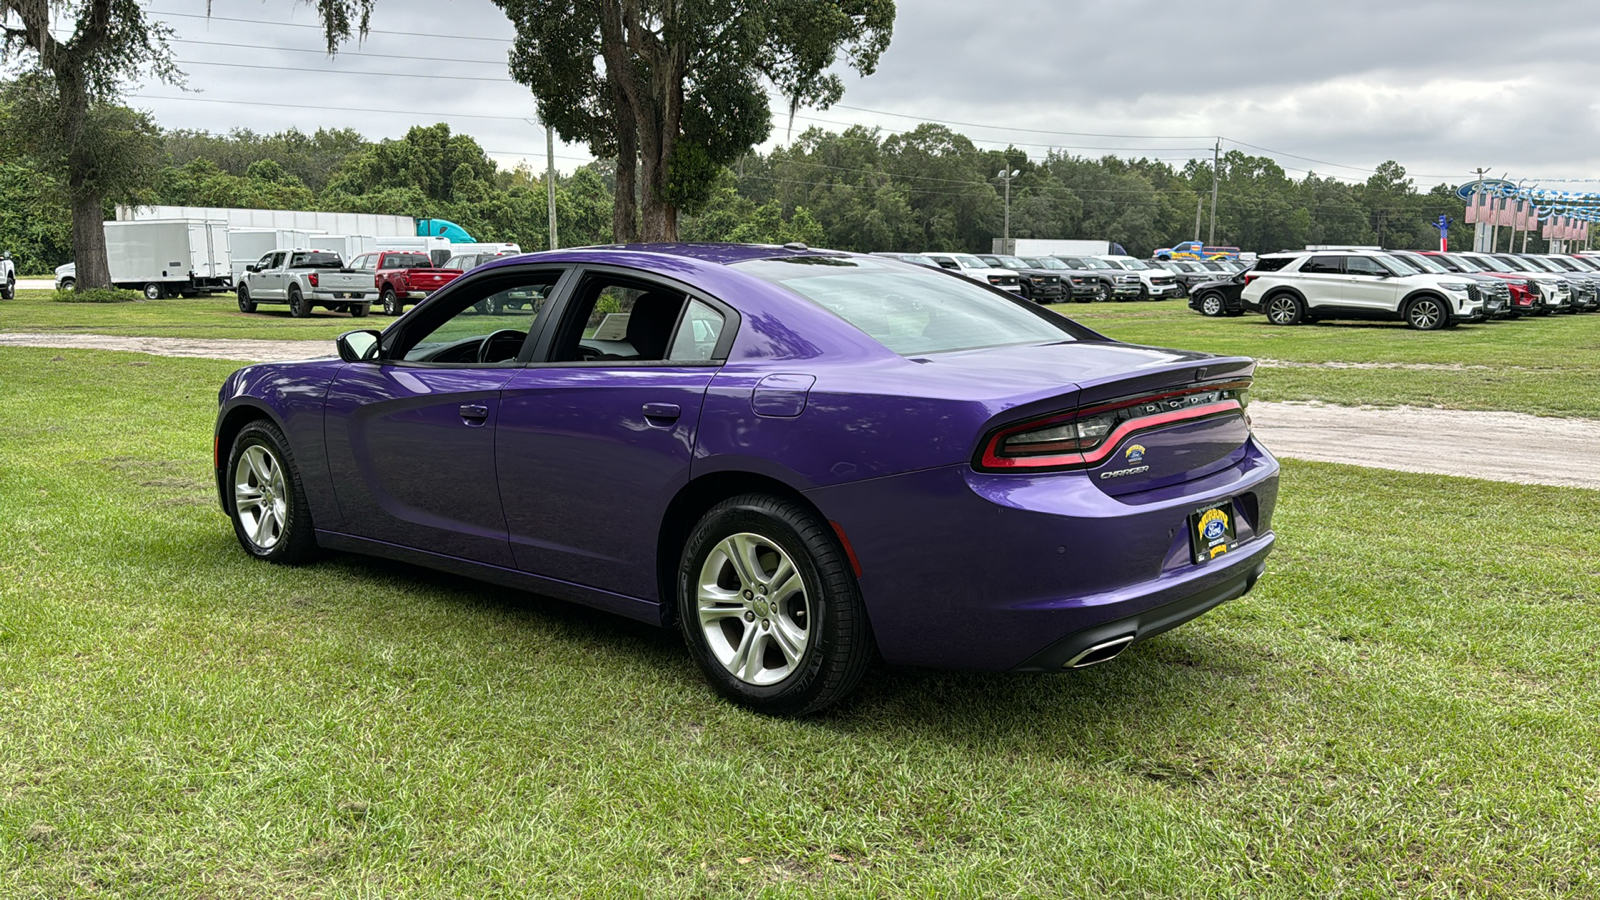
(3, 347, 1599, 897)
(5, 287, 1600, 419)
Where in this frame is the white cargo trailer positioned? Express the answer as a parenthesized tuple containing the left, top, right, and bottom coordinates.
(311, 234, 379, 263)
(227, 228, 317, 279)
(993, 238, 1128, 257)
(89, 219, 234, 298)
(118, 204, 415, 237)
(374, 235, 454, 266)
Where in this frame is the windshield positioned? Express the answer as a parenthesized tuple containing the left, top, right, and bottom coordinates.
(994, 256, 1030, 269)
(1071, 257, 1114, 270)
(1398, 253, 1449, 274)
(951, 254, 990, 269)
(733, 256, 1083, 355)
(1524, 257, 1568, 273)
(290, 252, 344, 269)
(1491, 256, 1540, 273)
(1564, 256, 1599, 271)
(1111, 258, 1152, 270)
(1465, 254, 1515, 273)
(1369, 253, 1414, 276)
(1438, 254, 1479, 273)
(1025, 256, 1068, 269)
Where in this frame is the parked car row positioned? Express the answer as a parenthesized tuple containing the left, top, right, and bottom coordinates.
(1207, 246, 1600, 330)
(870, 250, 1250, 304)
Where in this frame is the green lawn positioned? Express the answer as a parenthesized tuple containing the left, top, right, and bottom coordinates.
(3, 347, 1598, 896)
(0, 288, 374, 342)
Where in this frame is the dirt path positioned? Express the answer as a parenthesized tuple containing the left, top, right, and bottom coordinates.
(0, 332, 331, 362)
(1248, 401, 1600, 490)
(4, 332, 1597, 490)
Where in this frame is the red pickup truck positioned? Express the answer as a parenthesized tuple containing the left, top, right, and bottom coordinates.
(349, 251, 464, 315)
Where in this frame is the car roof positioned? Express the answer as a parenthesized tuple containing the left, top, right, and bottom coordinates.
(565, 242, 851, 265)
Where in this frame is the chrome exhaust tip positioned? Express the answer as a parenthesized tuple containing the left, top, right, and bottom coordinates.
(1063, 634, 1135, 669)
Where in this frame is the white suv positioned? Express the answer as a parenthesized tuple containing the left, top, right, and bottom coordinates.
(921, 252, 1024, 294)
(1241, 249, 1484, 330)
(1095, 255, 1183, 300)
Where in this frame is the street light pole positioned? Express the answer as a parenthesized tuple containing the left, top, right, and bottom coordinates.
(1207, 138, 1221, 247)
(997, 168, 1019, 252)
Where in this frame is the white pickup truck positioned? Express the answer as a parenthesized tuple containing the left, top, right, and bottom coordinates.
(236, 249, 374, 318)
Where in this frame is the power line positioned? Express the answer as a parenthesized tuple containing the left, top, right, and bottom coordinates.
(170, 37, 507, 66)
(148, 9, 514, 43)
(174, 58, 515, 83)
(130, 92, 533, 123)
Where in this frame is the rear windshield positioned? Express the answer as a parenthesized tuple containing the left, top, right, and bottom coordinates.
(290, 252, 344, 269)
(386, 253, 433, 269)
(734, 256, 1085, 355)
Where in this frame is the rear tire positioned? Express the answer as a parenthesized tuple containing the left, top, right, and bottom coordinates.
(1266, 293, 1306, 326)
(288, 287, 310, 318)
(382, 288, 401, 316)
(350, 303, 370, 318)
(678, 494, 874, 716)
(237, 285, 256, 313)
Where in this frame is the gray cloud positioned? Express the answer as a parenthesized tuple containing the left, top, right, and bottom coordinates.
(128, 0, 1600, 189)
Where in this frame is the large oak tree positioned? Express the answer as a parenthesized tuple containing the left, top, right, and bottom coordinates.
(316, 0, 893, 242)
(1, 0, 178, 288)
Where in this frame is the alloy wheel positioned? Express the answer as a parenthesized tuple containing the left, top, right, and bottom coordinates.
(1201, 294, 1223, 316)
(1409, 299, 1443, 330)
(696, 533, 811, 686)
(233, 444, 288, 551)
(1267, 296, 1299, 324)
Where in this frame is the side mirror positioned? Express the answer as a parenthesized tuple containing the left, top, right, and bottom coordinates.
(337, 329, 382, 362)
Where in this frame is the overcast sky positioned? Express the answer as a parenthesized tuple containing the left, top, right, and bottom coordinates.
(117, 0, 1600, 191)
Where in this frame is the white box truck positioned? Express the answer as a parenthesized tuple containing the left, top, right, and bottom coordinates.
(55, 219, 233, 298)
(228, 228, 317, 280)
(993, 238, 1129, 257)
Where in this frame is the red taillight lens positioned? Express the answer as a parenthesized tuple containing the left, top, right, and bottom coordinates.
(976, 381, 1250, 472)
(1243, 273, 1259, 285)
(307, 273, 319, 288)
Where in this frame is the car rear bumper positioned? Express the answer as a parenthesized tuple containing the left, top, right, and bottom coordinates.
(807, 440, 1280, 671)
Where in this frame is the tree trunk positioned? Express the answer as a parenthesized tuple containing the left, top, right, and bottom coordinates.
(609, 79, 640, 243)
(59, 75, 111, 290)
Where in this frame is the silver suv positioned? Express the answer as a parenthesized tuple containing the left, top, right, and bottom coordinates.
(1241, 249, 1484, 330)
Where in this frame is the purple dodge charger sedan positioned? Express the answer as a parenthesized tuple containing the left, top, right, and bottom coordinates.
(215, 243, 1278, 714)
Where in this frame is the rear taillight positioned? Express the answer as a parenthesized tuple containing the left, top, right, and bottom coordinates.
(307, 273, 319, 288)
(1243, 273, 1259, 285)
(976, 381, 1250, 472)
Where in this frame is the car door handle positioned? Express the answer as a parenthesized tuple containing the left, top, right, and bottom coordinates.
(642, 402, 681, 422)
(459, 404, 490, 422)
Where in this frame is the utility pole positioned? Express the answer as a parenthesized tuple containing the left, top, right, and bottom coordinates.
(546, 124, 559, 250)
(1193, 198, 1203, 243)
(998, 168, 1019, 250)
(1207, 138, 1221, 247)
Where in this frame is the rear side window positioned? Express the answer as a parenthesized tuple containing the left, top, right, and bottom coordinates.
(668, 299, 727, 362)
(734, 256, 1086, 355)
(1300, 256, 1344, 275)
(290, 251, 343, 269)
(1252, 257, 1293, 272)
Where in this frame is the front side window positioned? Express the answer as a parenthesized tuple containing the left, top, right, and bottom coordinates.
(1344, 256, 1387, 277)
(396, 271, 562, 364)
(734, 256, 1088, 356)
(256, 253, 275, 270)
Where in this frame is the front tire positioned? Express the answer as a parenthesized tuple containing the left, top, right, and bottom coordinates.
(1198, 292, 1226, 317)
(1266, 293, 1306, 326)
(143, 283, 164, 300)
(288, 288, 310, 318)
(227, 420, 318, 564)
(1092, 283, 1110, 303)
(237, 286, 256, 313)
(678, 494, 874, 716)
(1406, 296, 1447, 331)
(2, 275, 14, 300)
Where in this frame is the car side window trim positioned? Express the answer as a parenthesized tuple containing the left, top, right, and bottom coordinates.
(522, 263, 741, 368)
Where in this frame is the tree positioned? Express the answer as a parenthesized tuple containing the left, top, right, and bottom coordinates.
(1, 0, 179, 289)
(320, 0, 893, 242)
